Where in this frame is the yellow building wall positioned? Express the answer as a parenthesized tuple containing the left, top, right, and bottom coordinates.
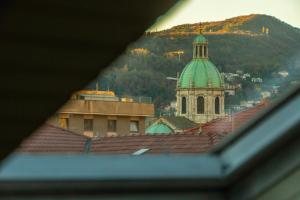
(48, 114, 147, 137)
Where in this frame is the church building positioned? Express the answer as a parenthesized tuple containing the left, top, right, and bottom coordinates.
(146, 33, 225, 135)
(176, 34, 225, 124)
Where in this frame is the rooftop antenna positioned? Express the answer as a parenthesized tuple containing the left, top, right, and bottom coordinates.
(95, 81, 99, 91)
(166, 77, 178, 81)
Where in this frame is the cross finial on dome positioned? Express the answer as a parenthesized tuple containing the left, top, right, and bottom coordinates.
(198, 23, 203, 34)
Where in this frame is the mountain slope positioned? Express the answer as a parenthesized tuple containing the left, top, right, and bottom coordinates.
(96, 14, 300, 111)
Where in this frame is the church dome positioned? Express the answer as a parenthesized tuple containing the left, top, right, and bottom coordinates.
(178, 59, 223, 88)
(193, 35, 207, 43)
(178, 35, 223, 89)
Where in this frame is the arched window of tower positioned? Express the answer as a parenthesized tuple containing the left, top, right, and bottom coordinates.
(215, 97, 220, 114)
(197, 96, 204, 114)
(181, 96, 187, 114)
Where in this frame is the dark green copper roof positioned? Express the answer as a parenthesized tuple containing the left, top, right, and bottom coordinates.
(178, 59, 223, 88)
(193, 35, 207, 43)
(162, 116, 198, 130)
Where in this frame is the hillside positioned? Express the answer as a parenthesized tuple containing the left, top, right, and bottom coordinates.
(94, 14, 300, 112)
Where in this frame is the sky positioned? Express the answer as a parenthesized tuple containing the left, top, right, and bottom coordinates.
(150, 0, 300, 31)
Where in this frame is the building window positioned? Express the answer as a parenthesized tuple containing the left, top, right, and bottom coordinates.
(215, 97, 220, 114)
(130, 121, 139, 133)
(107, 120, 117, 132)
(84, 119, 93, 131)
(197, 96, 205, 114)
(204, 46, 207, 57)
(181, 96, 187, 114)
(199, 46, 202, 57)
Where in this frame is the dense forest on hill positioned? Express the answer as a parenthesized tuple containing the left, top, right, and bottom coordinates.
(91, 14, 300, 112)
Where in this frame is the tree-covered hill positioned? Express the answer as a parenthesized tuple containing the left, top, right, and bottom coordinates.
(94, 14, 300, 110)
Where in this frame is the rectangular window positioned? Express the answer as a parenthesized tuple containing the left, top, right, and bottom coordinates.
(130, 121, 139, 132)
(84, 119, 93, 131)
(107, 120, 117, 132)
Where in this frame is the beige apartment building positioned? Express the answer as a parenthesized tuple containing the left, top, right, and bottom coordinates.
(49, 90, 154, 137)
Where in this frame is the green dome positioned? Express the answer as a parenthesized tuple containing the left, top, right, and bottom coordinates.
(178, 59, 223, 88)
(145, 123, 173, 135)
(193, 35, 207, 43)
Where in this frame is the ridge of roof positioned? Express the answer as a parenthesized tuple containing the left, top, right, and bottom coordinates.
(92, 132, 202, 141)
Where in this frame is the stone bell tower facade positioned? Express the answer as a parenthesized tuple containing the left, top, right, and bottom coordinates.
(176, 34, 225, 124)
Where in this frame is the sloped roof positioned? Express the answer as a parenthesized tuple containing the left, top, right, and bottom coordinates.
(162, 116, 199, 130)
(201, 117, 232, 134)
(91, 133, 219, 154)
(16, 124, 88, 153)
(202, 101, 269, 134)
(232, 101, 269, 130)
(146, 123, 173, 135)
(16, 124, 220, 155)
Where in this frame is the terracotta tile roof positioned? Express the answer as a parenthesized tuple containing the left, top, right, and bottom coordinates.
(90, 133, 216, 154)
(16, 125, 220, 154)
(16, 124, 88, 153)
(201, 117, 232, 134)
(16, 100, 267, 155)
(202, 101, 269, 134)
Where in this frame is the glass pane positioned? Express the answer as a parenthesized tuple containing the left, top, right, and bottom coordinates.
(15, 0, 300, 157)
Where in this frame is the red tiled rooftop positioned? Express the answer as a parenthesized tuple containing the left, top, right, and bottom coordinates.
(16, 124, 88, 153)
(90, 133, 221, 154)
(16, 125, 222, 154)
(202, 101, 269, 134)
(16, 101, 268, 155)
